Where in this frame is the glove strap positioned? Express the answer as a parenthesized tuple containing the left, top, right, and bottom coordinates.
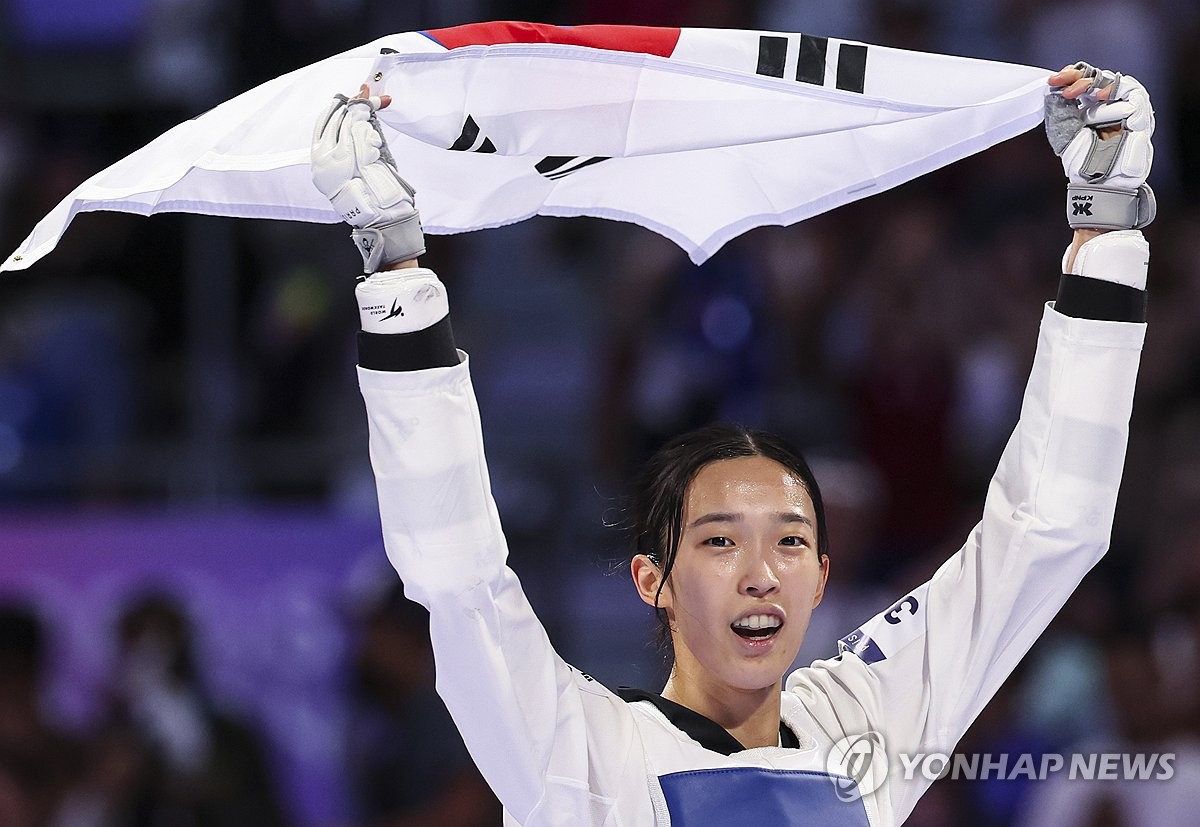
(1079, 129, 1128, 180)
(351, 211, 427, 273)
(1066, 183, 1156, 230)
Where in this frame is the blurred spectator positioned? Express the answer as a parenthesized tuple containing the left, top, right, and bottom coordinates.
(346, 581, 500, 827)
(0, 604, 78, 827)
(0, 280, 149, 498)
(1015, 581, 1117, 753)
(832, 196, 962, 557)
(597, 232, 773, 481)
(956, 660, 1057, 826)
(753, 220, 856, 452)
(54, 592, 288, 827)
(1013, 625, 1200, 827)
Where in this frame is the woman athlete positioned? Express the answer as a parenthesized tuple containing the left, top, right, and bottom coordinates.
(311, 61, 1155, 826)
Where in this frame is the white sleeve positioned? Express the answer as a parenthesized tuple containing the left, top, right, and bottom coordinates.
(358, 357, 642, 825)
(790, 303, 1145, 823)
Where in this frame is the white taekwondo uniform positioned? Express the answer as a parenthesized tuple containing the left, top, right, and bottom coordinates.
(356, 301, 1144, 826)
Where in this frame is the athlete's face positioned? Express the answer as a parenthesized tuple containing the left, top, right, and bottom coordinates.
(642, 456, 829, 694)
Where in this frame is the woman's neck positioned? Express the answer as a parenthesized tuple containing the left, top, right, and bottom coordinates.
(661, 669, 783, 749)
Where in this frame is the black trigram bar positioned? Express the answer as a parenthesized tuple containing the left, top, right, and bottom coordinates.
(836, 43, 868, 93)
(797, 35, 828, 85)
(535, 155, 610, 179)
(449, 116, 497, 152)
(756, 35, 787, 78)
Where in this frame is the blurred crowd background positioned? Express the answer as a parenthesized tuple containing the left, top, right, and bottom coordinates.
(1, 0, 1199, 825)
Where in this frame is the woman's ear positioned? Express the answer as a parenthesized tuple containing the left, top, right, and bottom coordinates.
(813, 553, 831, 608)
(631, 554, 669, 610)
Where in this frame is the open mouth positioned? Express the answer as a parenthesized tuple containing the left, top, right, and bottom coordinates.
(731, 614, 783, 640)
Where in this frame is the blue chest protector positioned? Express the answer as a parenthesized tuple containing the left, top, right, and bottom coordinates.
(659, 768, 871, 827)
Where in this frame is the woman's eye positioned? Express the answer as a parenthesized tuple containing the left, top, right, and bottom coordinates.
(779, 536, 809, 548)
(704, 536, 734, 548)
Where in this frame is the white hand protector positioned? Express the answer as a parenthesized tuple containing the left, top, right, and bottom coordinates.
(355, 267, 449, 334)
(1061, 229, 1149, 291)
(311, 94, 426, 272)
(1045, 63, 1155, 230)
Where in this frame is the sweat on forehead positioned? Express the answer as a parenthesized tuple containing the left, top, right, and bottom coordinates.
(683, 457, 813, 516)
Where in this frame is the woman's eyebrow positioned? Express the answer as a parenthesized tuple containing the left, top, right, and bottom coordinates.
(685, 512, 814, 530)
(686, 512, 740, 530)
(778, 513, 815, 529)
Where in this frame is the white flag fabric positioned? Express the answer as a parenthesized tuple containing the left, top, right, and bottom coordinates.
(3, 22, 1051, 270)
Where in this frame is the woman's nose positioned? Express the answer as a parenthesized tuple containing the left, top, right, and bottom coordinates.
(740, 549, 780, 596)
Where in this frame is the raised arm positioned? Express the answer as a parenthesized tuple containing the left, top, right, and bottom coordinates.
(790, 64, 1155, 823)
(313, 91, 648, 824)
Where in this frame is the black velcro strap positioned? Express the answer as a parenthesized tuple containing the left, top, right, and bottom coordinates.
(1055, 275, 1146, 323)
(357, 316, 458, 371)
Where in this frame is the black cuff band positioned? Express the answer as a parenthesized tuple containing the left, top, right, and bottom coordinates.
(1055, 275, 1146, 323)
(357, 316, 458, 371)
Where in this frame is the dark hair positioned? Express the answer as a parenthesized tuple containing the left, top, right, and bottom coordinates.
(117, 592, 197, 685)
(0, 604, 45, 675)
(632, 423, 828, 654)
